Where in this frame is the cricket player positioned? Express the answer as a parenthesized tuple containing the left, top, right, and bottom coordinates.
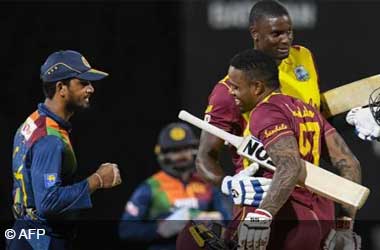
(346, 87, 380, 140)
(8, 50, 121, 250)
(178, 1, 327, 248)
(119, 123, 231, 250)
(197, 0, 322, 206)
(228, 49, 361, 250)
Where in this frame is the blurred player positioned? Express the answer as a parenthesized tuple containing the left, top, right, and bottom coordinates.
(346, 87, 380, 141)
(197, 0, 322, 208)
(8, 50, 122, 250)
(119, 123, 231, 250)
(228, 49, 361, 250)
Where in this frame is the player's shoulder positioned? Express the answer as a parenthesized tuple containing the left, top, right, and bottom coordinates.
(208, 75, 235, 106)
(266, 93, 311, 109)
(210, 75, 231, 95)
(148, 170, 178, 185)
(291, 44, 312, 53)
(262, 92, 291, 106)
(130, 182, 152, 201)
(253, 93, 292, 116)
(261, 93, 320, 118)
(290, 45, 314, 58)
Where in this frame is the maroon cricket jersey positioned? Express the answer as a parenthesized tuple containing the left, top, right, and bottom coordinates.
(249, 92, 336, 206)
(204, 77, 246, 171)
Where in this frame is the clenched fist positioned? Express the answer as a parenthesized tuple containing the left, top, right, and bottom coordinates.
(88, 163, 122, 191)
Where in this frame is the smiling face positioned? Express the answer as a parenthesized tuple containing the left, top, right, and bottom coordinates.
(228, 66, 258, 113)
(250, 14, 293, 62)
(63, 78, 95, 112)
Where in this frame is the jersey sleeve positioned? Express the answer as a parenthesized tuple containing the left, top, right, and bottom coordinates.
(123, 183, 152, 219)
(250, 104, 294, 148)
(119, 183, 161, 241)
(211, 187, 231, 222)
(30, 136, 92, 217)
(205, 83, 242, 133)
(319, 112, 337, 146)
(321, 115, 336, 137)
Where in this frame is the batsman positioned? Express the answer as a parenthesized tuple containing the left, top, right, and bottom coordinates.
(178, 50, 364, 249)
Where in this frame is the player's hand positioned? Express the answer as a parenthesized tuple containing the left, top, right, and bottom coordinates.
(157, 207, 190, 238)
(238, 209, 272, 250)
(95, 163, 122, 188)
(221, 163, 272, 207)
(323, 217, 361, 250)
(346, 107, 380, 141)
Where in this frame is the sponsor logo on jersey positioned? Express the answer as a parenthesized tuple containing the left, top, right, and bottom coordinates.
(294, 65, 310, 81)
(174, 198, 199, 209)
(21, 117, 37, 141)
(264, 124, 288, 138)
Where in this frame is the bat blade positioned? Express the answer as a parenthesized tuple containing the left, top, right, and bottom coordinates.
(321, 74, 380, 117)
(178, 110, 370, 209)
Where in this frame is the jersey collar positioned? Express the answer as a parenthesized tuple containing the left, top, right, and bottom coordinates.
(37, 103, 72, 131)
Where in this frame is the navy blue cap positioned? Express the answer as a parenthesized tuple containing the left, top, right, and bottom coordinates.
(40, 50, 109, 82)
(155, 122, 198, 153)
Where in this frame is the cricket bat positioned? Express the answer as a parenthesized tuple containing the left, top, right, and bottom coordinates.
(178, 110, 370, 209)
(321, 74, 380, 118)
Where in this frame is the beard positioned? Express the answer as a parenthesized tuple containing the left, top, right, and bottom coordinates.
(65, 95, 90, 113)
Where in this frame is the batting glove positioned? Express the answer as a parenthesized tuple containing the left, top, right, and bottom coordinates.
(323, 217, 361, 250)
(346, 107, 380, 141)
(238, 209, 272, 250)
(221, 163, 272, 207)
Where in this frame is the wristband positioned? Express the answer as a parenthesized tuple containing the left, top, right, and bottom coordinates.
(94, 173, 104, 189)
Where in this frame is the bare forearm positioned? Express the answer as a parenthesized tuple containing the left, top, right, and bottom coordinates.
(196, 154, 224, 187)
(330, 144, 361, 184)
(328, 133, 362, 218)
(259, 136, 302, 216)
(335, 160, 360, 218)
(196, 131, 226, 187)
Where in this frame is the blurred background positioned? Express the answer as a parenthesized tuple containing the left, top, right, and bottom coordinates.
(1, 0, 380, 249)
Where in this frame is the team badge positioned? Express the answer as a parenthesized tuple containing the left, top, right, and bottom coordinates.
(294, 65, 310, 81)
(44, 173, 57, 188)
(170, 127, 186, 141)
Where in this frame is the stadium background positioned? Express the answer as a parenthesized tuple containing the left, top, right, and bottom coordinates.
(1, 1, 380, 249)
